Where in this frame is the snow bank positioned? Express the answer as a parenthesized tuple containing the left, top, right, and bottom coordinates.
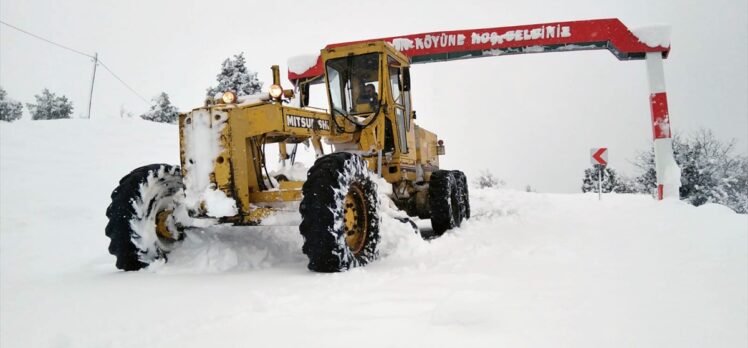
(1, 119, 746, 348)
(632, 25, 672, 48)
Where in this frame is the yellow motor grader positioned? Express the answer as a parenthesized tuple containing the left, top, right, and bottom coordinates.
(105, 41, 470, 272)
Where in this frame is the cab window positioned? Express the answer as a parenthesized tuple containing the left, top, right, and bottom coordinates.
(388, 56, 408, 153)
(325, 53, 380, 116)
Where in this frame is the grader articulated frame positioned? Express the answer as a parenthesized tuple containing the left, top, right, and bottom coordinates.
(106, 40, 466, 272)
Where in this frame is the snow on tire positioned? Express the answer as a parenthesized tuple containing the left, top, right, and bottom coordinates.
(429, 170, 462, 236)
(299, 153, 380, 272)
(451, 170, 471, 220)
(105, 164, 185, 271)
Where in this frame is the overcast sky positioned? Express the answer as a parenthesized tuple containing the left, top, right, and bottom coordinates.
(1, 0, 746, 192)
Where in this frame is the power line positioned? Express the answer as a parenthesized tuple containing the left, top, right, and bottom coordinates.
(1, 20, 150, 105)
(98, 60, 149, 104)
(0, 20, 94, 59)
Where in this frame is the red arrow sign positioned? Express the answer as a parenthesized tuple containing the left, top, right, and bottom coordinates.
(591, 148, 608, 165)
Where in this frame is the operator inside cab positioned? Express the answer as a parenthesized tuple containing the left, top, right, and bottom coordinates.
(355, 83, 378, 113)
(351, 56, 379, 114)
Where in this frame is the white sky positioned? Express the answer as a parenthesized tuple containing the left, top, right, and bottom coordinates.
(1, 0, 746, 192)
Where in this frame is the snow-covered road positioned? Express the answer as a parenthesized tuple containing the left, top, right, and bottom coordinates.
(1, 119, 746, 347)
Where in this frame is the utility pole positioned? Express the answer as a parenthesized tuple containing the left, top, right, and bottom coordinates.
(86, 52, 98, 119)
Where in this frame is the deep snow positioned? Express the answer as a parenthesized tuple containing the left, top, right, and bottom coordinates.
(1, 119, 746, 347)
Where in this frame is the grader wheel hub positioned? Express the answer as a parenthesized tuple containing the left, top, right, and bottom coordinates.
(343, 184, 368, 255)
(155, 209, 175, 241)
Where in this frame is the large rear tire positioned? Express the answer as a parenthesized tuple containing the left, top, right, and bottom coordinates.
(429, 170, 462, 236)
(299, 153, 380, 272)
(105, 164, 184, 271)
(452, 170, 471, 220)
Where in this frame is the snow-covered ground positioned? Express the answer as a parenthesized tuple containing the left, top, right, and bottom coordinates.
(1, 119, 746, 347)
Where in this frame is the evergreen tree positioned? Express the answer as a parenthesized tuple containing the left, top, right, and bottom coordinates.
(26, 89, 73, 120)
(0, 87, 24, 122)
(581, 165, 628, 193)
(140, 92, 179, 124)
(206, 52, 263, 97)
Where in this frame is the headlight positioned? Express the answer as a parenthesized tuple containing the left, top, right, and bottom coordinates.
(269, 84, 283, 99)
(221, 91, 237, 104)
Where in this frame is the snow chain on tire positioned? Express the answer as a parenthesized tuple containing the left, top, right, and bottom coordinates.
(299, 153, 380, 272)
(105, 164, 185, 271)
(429, 170, 463, 236)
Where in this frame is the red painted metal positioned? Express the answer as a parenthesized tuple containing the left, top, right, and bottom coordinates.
(650, 92, 671, 139)
(289, 18, 669, 81)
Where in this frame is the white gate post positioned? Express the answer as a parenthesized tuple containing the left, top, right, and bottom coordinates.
(645, 52, 681, 200)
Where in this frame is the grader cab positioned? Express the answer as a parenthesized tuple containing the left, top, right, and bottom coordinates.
(105, 41, 470, 272)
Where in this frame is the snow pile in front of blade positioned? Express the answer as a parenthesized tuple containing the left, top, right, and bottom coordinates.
(182, 109, 237, 217)
(632, 25, 671, 48)
(149, 225, 305, 274)
(372, 176, 431, 259)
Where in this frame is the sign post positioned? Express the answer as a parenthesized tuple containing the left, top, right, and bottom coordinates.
(590, 148, 608, 201)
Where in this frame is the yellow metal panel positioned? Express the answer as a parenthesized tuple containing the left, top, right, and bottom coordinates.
(248, 190, 302, 203)
(213, 110, 233, 196)
(279, 181, 304, 190)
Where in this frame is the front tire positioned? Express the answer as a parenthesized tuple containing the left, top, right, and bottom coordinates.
(105, 164, 184, 271)
(299, 153, 380, 272)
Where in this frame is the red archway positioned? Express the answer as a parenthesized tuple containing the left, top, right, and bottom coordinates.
(289, 19, 681, 199)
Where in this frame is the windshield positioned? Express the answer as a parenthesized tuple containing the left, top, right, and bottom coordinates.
(325, 53, 380, 116)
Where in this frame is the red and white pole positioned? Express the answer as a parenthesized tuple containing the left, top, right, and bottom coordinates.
(645, 52, 681, 200)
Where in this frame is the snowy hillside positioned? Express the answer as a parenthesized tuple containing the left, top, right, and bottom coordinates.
(1, 119, 746, 347)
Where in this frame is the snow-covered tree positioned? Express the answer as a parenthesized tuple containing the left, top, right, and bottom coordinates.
(26, 89, 73, 120)
(206, 52, 263, 97)
(634, 134, 678, 193)
(633, 129, 747, 212)
(474, 170, 504, 189)
(722, 157, 748, 213)
(140, 92, 179, 124)
(633, 150, 657, 195)
(0, 87, 24, 122)
(581, 165, 631, 193)
(615, 175, 642, 194)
